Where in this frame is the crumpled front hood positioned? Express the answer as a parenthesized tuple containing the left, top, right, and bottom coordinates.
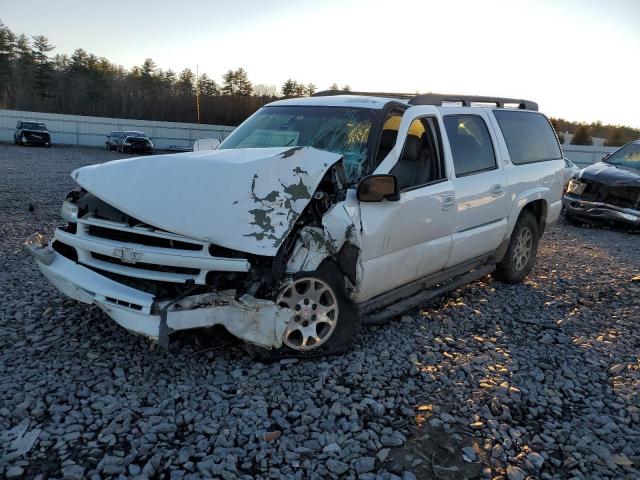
(72, 147, 342, 256)
(577, 162, 640, 187)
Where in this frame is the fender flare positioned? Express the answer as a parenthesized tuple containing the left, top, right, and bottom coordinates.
(506, 187, 550, 238)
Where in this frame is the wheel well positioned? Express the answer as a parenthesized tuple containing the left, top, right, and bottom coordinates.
(521, 199, 548, 233)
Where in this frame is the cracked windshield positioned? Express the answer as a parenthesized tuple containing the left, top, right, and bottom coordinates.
(219, 106, 376, 183)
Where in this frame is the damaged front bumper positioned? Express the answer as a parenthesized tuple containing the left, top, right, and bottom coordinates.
(563, 194, 640, 226)
(26, 238, 292, 348)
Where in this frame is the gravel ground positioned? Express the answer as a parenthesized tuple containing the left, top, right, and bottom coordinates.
(1, 143, 639, 480)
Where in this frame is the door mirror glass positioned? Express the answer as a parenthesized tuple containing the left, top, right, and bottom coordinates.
(357, 174, 400, 202)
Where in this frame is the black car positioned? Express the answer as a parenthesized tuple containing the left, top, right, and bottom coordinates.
(563, 140, 640, 227)
(119, 131, 154, 154)
(106, 131, 124, 150)
(14, 121, 51, 147)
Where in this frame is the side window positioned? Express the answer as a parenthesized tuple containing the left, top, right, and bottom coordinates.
(390, 117, 444, 190)
(443, 115, 496, 177)
(493, 110, 562, 164)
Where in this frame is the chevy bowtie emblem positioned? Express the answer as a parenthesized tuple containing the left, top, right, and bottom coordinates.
(112, 247, 142, 264)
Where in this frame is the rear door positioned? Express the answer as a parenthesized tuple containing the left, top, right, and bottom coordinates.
(356, 106, 455, 301)
(440, 109, 510, 268)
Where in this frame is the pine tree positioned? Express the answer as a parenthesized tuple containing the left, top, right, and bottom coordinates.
(571, 125, 593, 146)
(197, 73, 219, 97)
(32, 35, 54, 99)
(177, 68, 195, 95)
(306, 83, 316, 96)
(222, 68, 252, 96)
(141, 58, 156, 78)
(281, 79, 297, 97)
(604, 127, 625, 147)
(15, 34, 33, 64)
(0, 22, 16, 104)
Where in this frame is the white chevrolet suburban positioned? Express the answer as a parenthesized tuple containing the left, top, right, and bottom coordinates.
(27, 92, 564, 357)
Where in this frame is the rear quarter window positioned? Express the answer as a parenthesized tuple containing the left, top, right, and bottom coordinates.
(493, 110, 562, 165)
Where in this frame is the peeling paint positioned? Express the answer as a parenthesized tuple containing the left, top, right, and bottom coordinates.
(282, 178, 311, 200)
(72, 146, 343, 256)
(281, 146, 303, 159)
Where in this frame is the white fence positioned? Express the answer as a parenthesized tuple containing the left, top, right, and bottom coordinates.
(0, 108, 623, 167)
(561, 145, 618, 167)
(0, 109, 236, 150)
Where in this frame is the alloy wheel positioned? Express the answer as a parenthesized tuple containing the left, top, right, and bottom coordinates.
(277, 277, 339, 351)
(513, 227, 533, 271)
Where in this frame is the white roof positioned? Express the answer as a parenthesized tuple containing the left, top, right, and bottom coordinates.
(266, 95, 404, 109)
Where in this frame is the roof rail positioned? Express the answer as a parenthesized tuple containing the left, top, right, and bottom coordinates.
(312, 89, 415, 100)
(409, 93, 538, 111)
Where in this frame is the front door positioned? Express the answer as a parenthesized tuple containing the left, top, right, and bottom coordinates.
(356, 106, 455, 302)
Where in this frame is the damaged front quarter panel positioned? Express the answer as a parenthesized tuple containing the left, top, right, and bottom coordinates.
(285, 192, 363, 290)
(159, 291, 293, 349)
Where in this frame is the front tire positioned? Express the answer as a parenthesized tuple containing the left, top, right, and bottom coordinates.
(494, 210, 539, 283)
(257, 263, 359, 359)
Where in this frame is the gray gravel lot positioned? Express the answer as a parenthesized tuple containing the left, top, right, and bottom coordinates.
(1, 143, 639, 480)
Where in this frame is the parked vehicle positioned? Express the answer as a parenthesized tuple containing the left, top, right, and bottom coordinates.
(564, 140, 640, 227)
(120, 131, 153, 154)
(26, 93, 563, 357)
(14, 121, 51, 147)
(563, 158, 580, 190)
(106, 131, 124, 150)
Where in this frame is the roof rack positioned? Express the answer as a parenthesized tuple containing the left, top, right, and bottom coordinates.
(312, 89, 415, 100)
(409, 93, 538, 111)
(313, 90, 538, 111)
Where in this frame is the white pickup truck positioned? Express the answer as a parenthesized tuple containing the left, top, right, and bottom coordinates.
(27, 92, 564, 357)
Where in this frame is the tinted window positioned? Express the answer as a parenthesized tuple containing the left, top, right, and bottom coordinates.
(494, 110, 561, 164)
(443, 115, 496, 176)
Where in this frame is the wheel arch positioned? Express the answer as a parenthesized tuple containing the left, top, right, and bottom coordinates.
(506, 187, 550, 239)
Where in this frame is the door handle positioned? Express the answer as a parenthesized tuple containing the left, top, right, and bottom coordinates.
(442, 195, 455, 211)
(491, 184, 505, 197)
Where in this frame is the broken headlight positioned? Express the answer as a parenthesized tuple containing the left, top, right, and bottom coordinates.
(567, 179, 586, 196)
(24, 232, 55, 265)
(61, 200, 79, 222)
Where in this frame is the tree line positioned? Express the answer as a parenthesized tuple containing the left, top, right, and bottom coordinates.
(550, 118, 639, 147)
(0, 20, 638, 140)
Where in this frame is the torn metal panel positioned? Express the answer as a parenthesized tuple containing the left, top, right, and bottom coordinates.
(32, 250, 292, 348)
(161, 291, 292, 349)
(286, 193, 362, 275)
(285, 227, 333, 273)
(71, 146, 343, 256)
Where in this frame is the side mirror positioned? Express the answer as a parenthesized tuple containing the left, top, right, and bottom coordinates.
(357, 174, 400, 202)
(193, 138, 221, 151)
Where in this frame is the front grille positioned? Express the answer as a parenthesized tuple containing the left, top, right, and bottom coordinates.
(91, 252, 200, 275)
(582, 181, 639, 209)
(53, 240, 78, 262)
(88, 225, 202, 251)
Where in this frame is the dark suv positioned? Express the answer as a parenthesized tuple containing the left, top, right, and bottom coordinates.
(120, 131, 154, 154)
(564, 140, 640, 227)
(14, 121, 51, 147)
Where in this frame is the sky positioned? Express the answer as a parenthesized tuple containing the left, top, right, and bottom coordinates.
(1, 0, 639, 128)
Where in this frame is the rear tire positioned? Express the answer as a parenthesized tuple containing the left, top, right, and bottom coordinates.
(494, 210, 539, 283)
(250, 262, 359, 360)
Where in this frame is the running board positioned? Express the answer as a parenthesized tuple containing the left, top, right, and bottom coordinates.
(360, 264, 495, 324)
